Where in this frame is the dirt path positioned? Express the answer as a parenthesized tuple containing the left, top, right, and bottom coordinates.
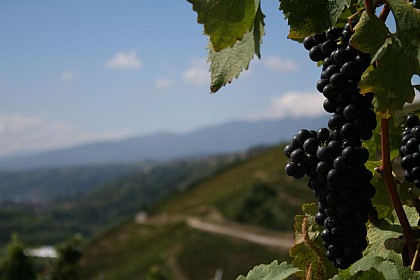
(185, 217, 293, 249)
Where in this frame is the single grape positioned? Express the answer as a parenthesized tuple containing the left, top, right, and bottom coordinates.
(326, 27, 342, 40)
(303, 138, 319, 154)
(317, 79, 329, 93)
(309, 46, 325, 62)
(333, 49, 352, 64)
(303, 36, 316, 50)
(313, 33, 327, 44)
(321, 39, 337, 55)
(407, 114, 420, 128)
(329, 73, 348, 89)
(296, 129, 311, 145)
(291, 149, 307, 164)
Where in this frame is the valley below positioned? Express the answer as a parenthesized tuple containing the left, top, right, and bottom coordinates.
(0, 144, 315, 279)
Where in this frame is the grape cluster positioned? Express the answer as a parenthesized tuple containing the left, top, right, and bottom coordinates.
(400, 114, 420, 188)
(284, 23, 377, 269)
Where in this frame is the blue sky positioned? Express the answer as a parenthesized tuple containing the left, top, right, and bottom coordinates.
(0, 1, 342, 156)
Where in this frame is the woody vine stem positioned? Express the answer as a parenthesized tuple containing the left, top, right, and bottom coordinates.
(365, 0, 418, 266)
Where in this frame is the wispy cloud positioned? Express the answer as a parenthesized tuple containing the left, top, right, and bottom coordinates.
(182, 58, 210, 86)
(0, 113, 135, 157)
(60, 71, 77, 82)
(154, 77, 173, 90)
(248, 91, 326, 120)
(263, 55, 298, 73)
(105, 50, 143, 70)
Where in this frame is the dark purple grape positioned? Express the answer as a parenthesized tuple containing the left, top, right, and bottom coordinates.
(317, 79, 329, 93)
(343, 104, 359, 121)
(328, 114, 345, 130)
(321, 40, 337, 55)
(326, 27, 342, 40)
(333, 156, 349, 171)
(324, 65, 341, 79)
(406, 138, 419, 153)
(317, 146, 335, 163)
(342, 30, 352, 42)
(340, 61, 361, 79)
(296, 129, 311, 145)
(333, 49, 352, 64)
(303, 138, 319, 154)
(317, 128, 330, 142)
(291, 149, 307, 164)
(303, 36, 316, 50)
(329, 73, 348, 88)
(322, 57, 335, 69)
(309, 46, 325, 62)
(315, 212, 327, 225)
(323, 84, 338, 99)
(323, 99, 336, 113)
(313, 33, 327, 44)
(407, 114, 420, 128)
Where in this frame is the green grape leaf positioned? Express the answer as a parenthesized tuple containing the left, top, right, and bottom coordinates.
(331, 268, 385, 280)
(236, 260, 301, 280)
(350, 11, 390, 56)
(388, 0, 420, 74)
(350, 256, 398, 279)
(208, 4, 264, 93)
(359, 38, 416, 113)
(365, 220, 404, 265)
(348, 268, 386, 280)
(279, 0, 349, 41)
(187, 0, 258, 52)
(365, 206, 418, 267)
(359, 0, 420, 113)
(290, 203, 338, 280)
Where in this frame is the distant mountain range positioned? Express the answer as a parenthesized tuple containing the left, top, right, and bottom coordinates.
(0, 116, 329, 170)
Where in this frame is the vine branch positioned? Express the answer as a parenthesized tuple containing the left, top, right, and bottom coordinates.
(364, 0, 375, 14)
(379, 117, 417, 266)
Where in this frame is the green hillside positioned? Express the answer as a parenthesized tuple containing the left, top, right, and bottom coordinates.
(79, 145, 315, 280)
(0, 156, 234, 246)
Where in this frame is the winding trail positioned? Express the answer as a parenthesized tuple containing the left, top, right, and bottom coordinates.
(185, 217, 293, 248)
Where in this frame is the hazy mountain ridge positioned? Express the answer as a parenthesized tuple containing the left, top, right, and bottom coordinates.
(0, 116, 328, 170)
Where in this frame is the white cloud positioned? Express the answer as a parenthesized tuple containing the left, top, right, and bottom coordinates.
(248, 91, 326, 120)
(105, 50, 143, 70)
(182, 58, 210, 86)
(60, 71, 76, 82)
(154, 77, 173, 90)
(0, 113, 135, 157)
(263, 55, 298, 73)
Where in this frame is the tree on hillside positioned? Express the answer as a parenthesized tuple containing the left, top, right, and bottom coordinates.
(0, 233, 36, 280)
(50, 235, 83, 280)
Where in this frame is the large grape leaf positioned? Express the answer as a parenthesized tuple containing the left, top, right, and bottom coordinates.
(331, 268, 386, 280)
(350, 11, 390, 56)
(388, 0, 420, 74)
(350, 256, 399, 279)
(359, 37, 416, 113)
(236, 261, 301, 280)
(358, 0, 420, 113)
(279, 0, 350, 40)
(365, 206, 418, 266)
(187, 0, 258, 52)
(208, 3, 264, 93)
(290, 203, 338, 280)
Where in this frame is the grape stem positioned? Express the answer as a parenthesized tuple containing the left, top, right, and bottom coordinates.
(379, 2, 390, 22)
(364, 0, 375, 14)
(379, 117, 417, 266)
